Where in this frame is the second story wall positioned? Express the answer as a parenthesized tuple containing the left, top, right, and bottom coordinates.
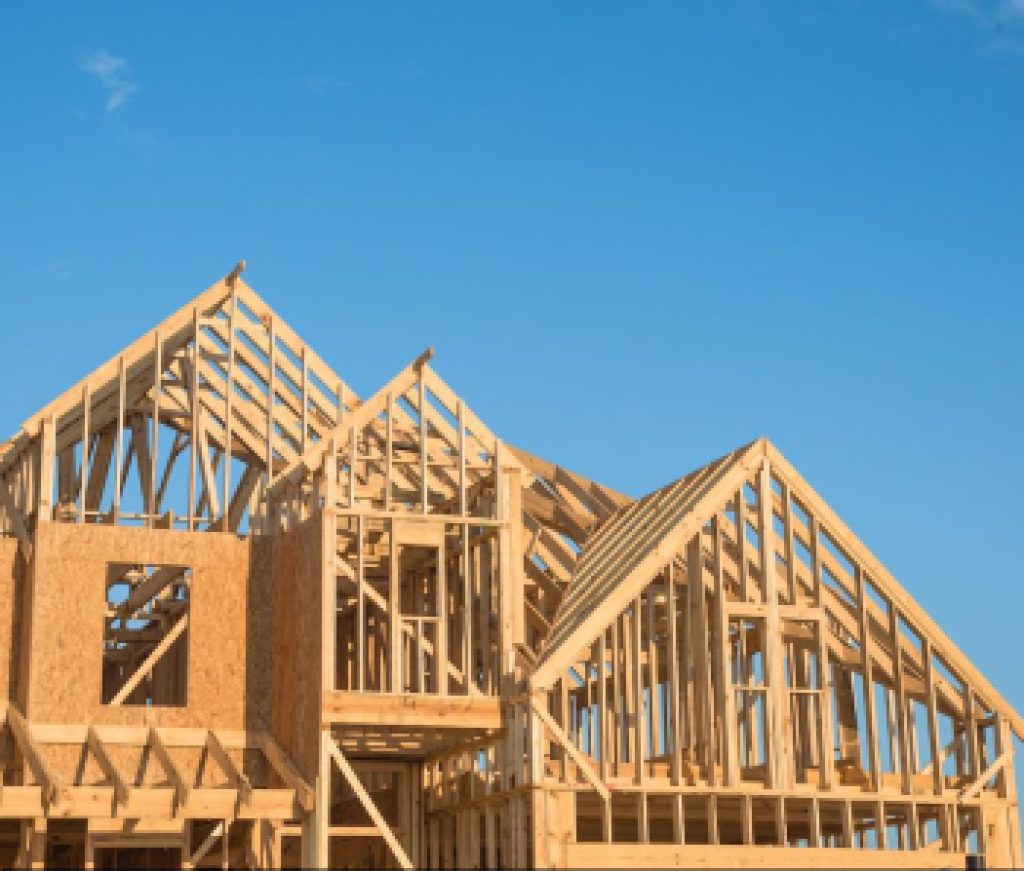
(23, 523, 261, 730)
(270, 514, 324, 783)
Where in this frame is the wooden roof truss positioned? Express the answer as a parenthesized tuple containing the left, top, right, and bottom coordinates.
(520, 437, 1020, 847)
(0, 266, 1019, 866)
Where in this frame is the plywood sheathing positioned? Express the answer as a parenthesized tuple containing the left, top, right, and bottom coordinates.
(25, 523, 255, 729)
(0, 265, 1018, 869)
(270, 514, 323, 784)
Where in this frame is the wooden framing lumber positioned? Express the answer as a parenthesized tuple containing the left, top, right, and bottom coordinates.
(108, 613, 189, 706)
(6, 707, 62, 806)
(0, 268, 1018, 869)
(531, 695, 610, 801)
(326, 737, 414, 870)
(206, 729, 253, 805)
(86, 726, 130, 805)
(147, 727, 191, 808)
(959, 749, 1012, 802)
(258, 733, 316, 812)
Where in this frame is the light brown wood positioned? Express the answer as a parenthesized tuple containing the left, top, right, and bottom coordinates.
(0, 269, 1016, 869)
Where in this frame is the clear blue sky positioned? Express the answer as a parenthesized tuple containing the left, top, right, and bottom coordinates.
(1, 0, 1022, 799)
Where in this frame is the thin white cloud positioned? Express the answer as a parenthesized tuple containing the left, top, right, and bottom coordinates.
(80, 50, 138, 111)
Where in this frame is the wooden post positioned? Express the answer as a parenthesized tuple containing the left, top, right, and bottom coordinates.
(390, 520, 402, 693)
(357, 513, 365, 692)
(37, 417, 55, 525)
(302, 731, 331, 869)
(528, 696, 547, 868)
(419, 373, 428, 514)
(28, 818, 46, 870)
(688, 533, 715, 780)
(856, 567, 881, 789)
(758, 460, 787, 790)
(188, 310, 199, 531)
(322, 439, 337, 695)
(598, 630, 608, 782)
(813, 520, 836, 787)
(889, 606, 912, 794)
(300, 346, 308, 455)
(632, 594, 644, 784)
(78, 385, 90, 524)
(462, 524, 472, 695)
(348, 425, 356, 509)
(736, 488, 749, 601)
(922, 638, 943, 795)
(437, 536, 448, 696)
(222, 290, 236, 531)
(113, 355, 126, 523)
(713, 516, 738, 785)
(666, 563, 683, 787)
(646, 589, 660, 775)
(457, 400, 467, 516)
(83, 829, 94, 870)
(150, 328, 161, 524)
(496, 442, 523, 690)
(264, 313, 276, 533)
(385, 392, 393, 512)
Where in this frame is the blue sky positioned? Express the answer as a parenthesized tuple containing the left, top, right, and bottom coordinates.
(1, 0, 1023, 800)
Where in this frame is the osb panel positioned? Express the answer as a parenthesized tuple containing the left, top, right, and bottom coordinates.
(26, 523, 256, 730)
(270, 515, 323, 784)
(245, 536, 274, 729)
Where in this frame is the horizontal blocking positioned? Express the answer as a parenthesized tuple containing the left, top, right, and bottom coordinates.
(323, 692, 503, 731)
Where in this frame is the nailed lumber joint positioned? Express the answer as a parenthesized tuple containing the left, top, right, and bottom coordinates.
(0, 265, 1016, 868)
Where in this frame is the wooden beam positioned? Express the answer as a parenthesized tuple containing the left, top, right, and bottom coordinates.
(959, 748, 1012, 802)
(150, 328, 162, 523)
(79, 383, 90, 523)
(108, 613, 189, 707)
(189, 820, 225, 867)
(258, 732, 315, 812)
(764, 439, 1024, 740)
(6, 706, 61, 805)
(87, 727, 130, 805)
(327, 737, 414, 870)
(85, 426, 115, 513)
(113, 359, 125, 522)
(206, 730, 253, 805)
(856, 567, 881, 789)
(922, 637, 943, 795)
(0, 481, 33, 563)
(531, 696, 610, 801)
(227, 463, 262, 532)
(188, 309, 199, 531)
(196, 419, 221, 520)
(532, 445, 760, 690)
(148, 727, 190, 809)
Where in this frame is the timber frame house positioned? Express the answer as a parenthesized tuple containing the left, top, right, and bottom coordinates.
(0, 262, 1018, 868)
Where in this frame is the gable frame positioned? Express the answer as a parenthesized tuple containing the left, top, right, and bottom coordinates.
(529, 441, 762, 689)
(763, 439, 1024, 740)
(530, 437, 1023, 745)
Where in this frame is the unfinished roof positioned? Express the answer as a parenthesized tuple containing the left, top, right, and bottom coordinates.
(0, 264, 1019, 868)
(530, 436, 1024, 741)
(532, 440, 761, 684)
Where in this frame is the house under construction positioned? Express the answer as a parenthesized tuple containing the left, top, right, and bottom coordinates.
(0, 263, 1018, 869)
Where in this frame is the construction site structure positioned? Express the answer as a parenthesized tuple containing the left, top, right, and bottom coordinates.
(0, 264, 1018, 869)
